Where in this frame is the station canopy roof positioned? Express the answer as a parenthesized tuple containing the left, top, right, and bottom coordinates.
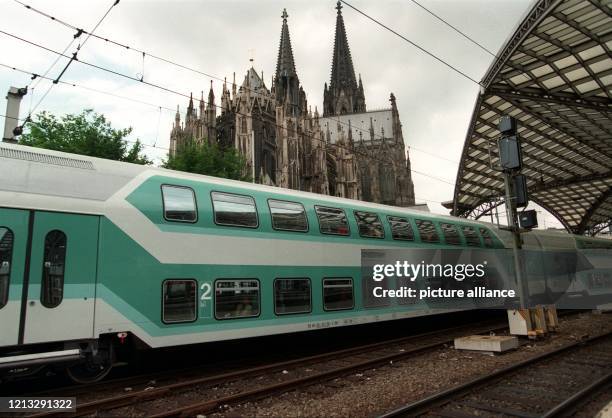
(449, 0, 612, 235)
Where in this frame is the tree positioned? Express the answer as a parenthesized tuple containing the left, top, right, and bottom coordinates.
(20, 109, 151, 164)
(163, 139, 250, 181)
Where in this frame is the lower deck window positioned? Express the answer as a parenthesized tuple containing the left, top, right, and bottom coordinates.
(274, 278, 311, 315)
(323, 278, 353, 311)
(215, 280, 260, 319)
(162, 280, 197, 323)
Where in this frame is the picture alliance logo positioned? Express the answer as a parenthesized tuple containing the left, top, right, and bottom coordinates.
(371, 260, 489, 282)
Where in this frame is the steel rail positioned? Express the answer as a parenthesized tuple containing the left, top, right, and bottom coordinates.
(28, 320, 509, 418)
(379, 330, 612, 417)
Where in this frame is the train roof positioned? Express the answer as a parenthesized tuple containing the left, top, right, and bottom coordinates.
(1, 142, 600, 246)
(0, 142, 457, 222)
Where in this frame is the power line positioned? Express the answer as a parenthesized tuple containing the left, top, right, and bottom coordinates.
(339, 0, 480, 85)
(50, 0, 120, 84)
(18, 0, 120, 125)
(0, 29, 458, 189)
(408, 0, 497, 58)
(10, 0, 460, 166)
(0, 62, 180, 116)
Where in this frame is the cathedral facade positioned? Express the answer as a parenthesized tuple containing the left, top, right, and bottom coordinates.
(170, 2, 415, 207)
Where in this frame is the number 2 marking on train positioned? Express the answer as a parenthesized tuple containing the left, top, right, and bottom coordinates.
(200, 283, 212, 301)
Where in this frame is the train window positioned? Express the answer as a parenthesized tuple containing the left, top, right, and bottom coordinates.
(479, 228, 494, 248)
(41, 230, 67, 309)
(0, 227, 14, 310)
(211, 192, 258, 228)
(215, 280, 260, 319)
(415, 219, 439, 244)
(323, 278, 353, 311)
(268, 200, 308, 232)
(441, 223, 461, 245)
(315, 206, 349, 236)
(462, 226, 481, 247)
(162, 280, 197, 323)
(274, 278, 311, 315)
(354, 211, 384, 239)
(388, 216, 414, 241)
(162, 185, 198, 223)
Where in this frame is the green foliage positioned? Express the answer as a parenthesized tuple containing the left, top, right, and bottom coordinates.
(20, 109, 151, 165)
(163, 139, 250, 181)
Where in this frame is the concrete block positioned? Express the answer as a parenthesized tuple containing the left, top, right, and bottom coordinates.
(454, 335, 519, 353)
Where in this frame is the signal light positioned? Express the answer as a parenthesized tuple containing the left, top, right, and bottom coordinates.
(519, 210, 538, 229)
(513, 174, 528, 207)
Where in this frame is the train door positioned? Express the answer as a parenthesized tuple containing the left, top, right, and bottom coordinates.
(0, 208, 29, 347)
(21, 211, 99, 345)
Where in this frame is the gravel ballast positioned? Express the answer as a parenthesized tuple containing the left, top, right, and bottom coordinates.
(211, 312, 612, 418)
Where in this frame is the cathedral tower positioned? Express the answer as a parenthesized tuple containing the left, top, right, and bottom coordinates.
(323, 1, 366, 116)
(274, 8, 306, 117)
(274, 9, 305, 190)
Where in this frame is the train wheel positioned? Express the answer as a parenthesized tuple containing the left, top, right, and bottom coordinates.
(66, 343, 114, 384)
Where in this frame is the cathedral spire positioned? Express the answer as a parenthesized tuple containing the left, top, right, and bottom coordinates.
(275, 8, 298, 80)
(330, 1, 357, 92)
(274, 8, 302, 117)
(208, 80, 215, 107)
(323, 1, 366, 116)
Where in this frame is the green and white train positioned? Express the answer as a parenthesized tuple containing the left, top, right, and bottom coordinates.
(0, 142, 609, 383)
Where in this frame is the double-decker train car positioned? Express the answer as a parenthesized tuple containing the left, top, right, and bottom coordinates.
(0, 142, 609, 382)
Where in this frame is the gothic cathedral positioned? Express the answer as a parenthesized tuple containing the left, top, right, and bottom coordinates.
(170, 2, 416, 207)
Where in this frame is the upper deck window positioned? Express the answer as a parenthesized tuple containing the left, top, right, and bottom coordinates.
(315, 206, 349, 236)
(415, 219, 439, 244)
(479, 228, 494, 248)
(388, 216, 414, 241)
(354, 211, 384, 239)
(162, 185, 198, 222)
(268, 200, 308, 232)
(462, 226, 481, 247)
(211, 192, 258, 228)
(441, 222, 461, 245)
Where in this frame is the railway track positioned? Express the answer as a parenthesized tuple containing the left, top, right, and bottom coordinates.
(381, 330, 612, 418)
(27, 319, 509, 418)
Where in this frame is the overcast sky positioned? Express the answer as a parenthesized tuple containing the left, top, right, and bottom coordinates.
(0, 0, 565, 228)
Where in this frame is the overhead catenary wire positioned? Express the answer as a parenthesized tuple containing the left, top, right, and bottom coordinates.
(0, 62, 185, 121)
(51, 0, 120, 84)
(17, 0, 120, 127)
(339, 0, 480, 85)
(10, 0, 460, 166)
(408, 0, 497, 58)
(405, 0, 532, 86)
